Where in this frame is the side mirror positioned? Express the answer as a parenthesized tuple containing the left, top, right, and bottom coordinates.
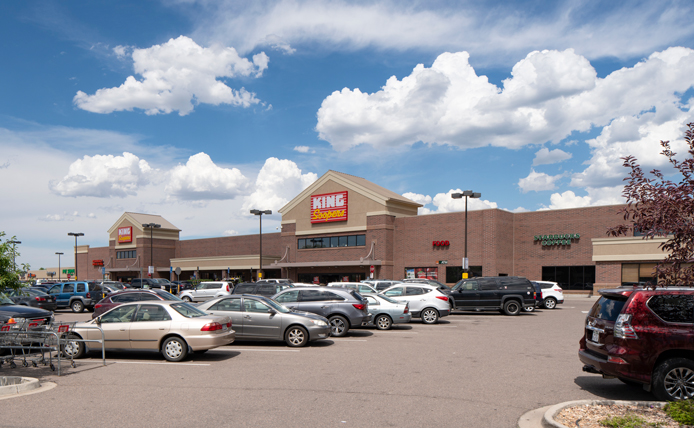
(95, 317, 102, 325)
(268, 309, 277, 315)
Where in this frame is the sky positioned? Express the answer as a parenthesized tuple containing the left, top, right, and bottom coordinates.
(2, 0, 694, 269)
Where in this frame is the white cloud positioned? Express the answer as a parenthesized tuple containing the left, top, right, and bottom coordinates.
(532, 147, 572, 166)
(49, 152, 154, 198)
(402, 192, 431, 206)
(223, 230, 239, 236)
(403, 189, 497, 215)
(113, 45, 129, 59)
(74, 36, 268, 116)
(518, 169, 563, 193)
(243, 158, 317, 213)
(166, 153, 249, 200)
(293, 146, 314, 153)
(545, 190, 592, 209)
(316, 47, 694, 152)
(190, 1, 694, 64)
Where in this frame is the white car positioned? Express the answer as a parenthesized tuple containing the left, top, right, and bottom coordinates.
(327, 282, 378, 294)
(380, 283, 450, 324)
(531, 281, 564, 309)
(179, 281, 234, 302)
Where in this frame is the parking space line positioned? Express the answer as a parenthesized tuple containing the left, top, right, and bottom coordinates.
(334, 339, 367, 342)
(225, 348, 300, 352)
(114, 362, 211, 366)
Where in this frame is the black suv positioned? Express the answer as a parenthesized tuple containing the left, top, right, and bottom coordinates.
(232, 282, 293, 297)
(130, 278, 177, 293)
(449, 276, 537, 315)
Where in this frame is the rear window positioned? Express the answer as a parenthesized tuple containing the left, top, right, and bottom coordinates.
(647, 294, 694, 324)
(171, 303, 206, 318)
(589, 296, 627, 321)
(234, 285, 255, 294)
(155, 290, 182, 301)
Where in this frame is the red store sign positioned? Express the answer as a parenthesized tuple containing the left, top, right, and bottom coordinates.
(432, 240, 450, 247)
(310, 191, 348, 224)
(118, 226, 133, 243)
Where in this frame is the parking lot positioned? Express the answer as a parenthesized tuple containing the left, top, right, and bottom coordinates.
(0, 295, 653, 428)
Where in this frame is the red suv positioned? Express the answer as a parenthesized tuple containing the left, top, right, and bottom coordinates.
(579, 287, 694, 401)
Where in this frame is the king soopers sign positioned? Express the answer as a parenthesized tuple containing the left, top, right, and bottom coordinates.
(311, 191, 348, 224)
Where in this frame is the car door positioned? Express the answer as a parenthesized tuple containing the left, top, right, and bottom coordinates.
(451, 280, 480, 309)
(297, 290, 332, 317)
(129, 304, 172, 350)
(274, 290, 300, 311)
(402, 286, 429, 313)
(241, 297, 282, 339)
(207, 297, 244, 335)
(190, 283, 207, 302)
(478, 278, 501, 307)
(95, 304, 138, 349)
(56, 283, 73, 307)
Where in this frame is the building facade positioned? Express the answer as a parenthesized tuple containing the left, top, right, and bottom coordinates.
(62, 170, 667, 292)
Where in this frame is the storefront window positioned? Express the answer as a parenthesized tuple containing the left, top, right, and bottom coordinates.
(339, 236, 348, 247)
(405, 267, 439, 280)
(298, 235, 365, 250)
(542, 266, 595, 290)
(116, 250, 136, 259)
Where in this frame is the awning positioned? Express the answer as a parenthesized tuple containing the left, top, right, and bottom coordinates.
(271, 260, 382, 268)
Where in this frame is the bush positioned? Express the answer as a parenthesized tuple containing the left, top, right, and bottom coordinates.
(664, 400, 694, 425)
(600, 414, 654, 428)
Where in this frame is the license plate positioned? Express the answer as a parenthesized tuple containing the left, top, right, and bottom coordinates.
(591, 329, 599, 343)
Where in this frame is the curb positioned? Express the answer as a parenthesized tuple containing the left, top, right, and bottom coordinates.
(518, 400, 665, 428)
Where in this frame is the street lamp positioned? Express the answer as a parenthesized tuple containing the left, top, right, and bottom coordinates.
(67, 233, 84, 280)
(250, 209, 272, 281)
(142, 223, 161, 279)
(56, 252, 64, 281)
(451, 190, 481, 278)
(8, 240, 21, 273)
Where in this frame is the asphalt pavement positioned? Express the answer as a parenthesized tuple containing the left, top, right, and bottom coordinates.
(0, 295, 654, 428)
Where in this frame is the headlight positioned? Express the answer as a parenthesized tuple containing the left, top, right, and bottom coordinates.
(311, 320, 328, 326)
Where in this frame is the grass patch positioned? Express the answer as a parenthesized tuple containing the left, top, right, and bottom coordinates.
(664, 400, 694, 425)
(600, 414, 661, 428)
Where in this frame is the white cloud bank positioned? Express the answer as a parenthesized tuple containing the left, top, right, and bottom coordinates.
(518, 170, 563, 193)
(49, 152, 154, 198)
(243, 158, 318, 213)
(533, 147, 572, 166)
(74, 36, 268, 116)
(317, 47, 694, 153)
(166, 153, 250, 200)
(403, 190, 497, 215)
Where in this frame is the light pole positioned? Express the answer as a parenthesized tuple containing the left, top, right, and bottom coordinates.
(142, 223, 161, 279)
(67, 233, 84, 280)
(451, 190, 481, 278)
(250, 209, 272, 281)
(56, 252, 64, 281)
(8, 240, 21, 273)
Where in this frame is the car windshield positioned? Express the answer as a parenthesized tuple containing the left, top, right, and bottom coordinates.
(171, 302, 207, 317)
(155, 290, 182, 301)
(375, 294, 400, 304)
(152, 279, 171, 284)
(261, 298, 291, 314)
(0, 294, 15, 305)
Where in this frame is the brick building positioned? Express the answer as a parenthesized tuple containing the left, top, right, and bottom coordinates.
(69, 170, 668, 293)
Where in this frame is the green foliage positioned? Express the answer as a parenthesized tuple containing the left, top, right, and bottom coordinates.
(0, 232, 29, 292)
(664, 400, 694, 425)
(600, 414, 659, 428)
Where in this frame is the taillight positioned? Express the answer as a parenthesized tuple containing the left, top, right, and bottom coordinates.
(226, 284, 230, 292)
(353, 303, 366, 310)
(556, 287, 563, 292)
(35, 296, 46, 302)
(614, 314, 638, 339)
(226, 322, 232, 328)
(201, 322, 223, 331)
(607, 356, 628, 364)
(86, 292, 91, 298)
(403, 306, 409, 314)
(436, 296, 448, 302)
(95, 304, 102, 309)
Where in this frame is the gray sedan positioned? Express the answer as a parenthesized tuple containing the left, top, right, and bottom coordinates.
(196, 295, 331, 347)
(362, 293, 412, 330)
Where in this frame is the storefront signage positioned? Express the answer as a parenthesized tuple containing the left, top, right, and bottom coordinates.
(310, 191, 348, 224)
(432, 240, 450, 247)
(118, 226, 133, 243)
(534, 233, 580, 246)
(92, 259, 104, 267)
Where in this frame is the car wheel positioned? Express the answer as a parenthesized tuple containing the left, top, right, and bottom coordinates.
(182, 296, 192, 302)
(285, 326, 309, 347)
(543, 297, 557, 309)
(523, 306, 535, 312)
(375, 314, 393, 330)
(161, 336, 188, 362)
(503, 300, 521, 316)
(71, 300, 84, 313)
(61, 334, 85, 359)
(421, 308, 439, 324)
(329, 315, 349, 337)
(653, 358, 694, 401)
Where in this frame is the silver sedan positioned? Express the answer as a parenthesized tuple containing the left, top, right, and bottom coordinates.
(196, 295, 331, 347)
(361, 293, 412, 330)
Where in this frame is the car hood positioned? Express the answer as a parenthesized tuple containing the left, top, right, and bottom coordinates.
(288, 310, 328, 322)
(0, 305, 53, 321)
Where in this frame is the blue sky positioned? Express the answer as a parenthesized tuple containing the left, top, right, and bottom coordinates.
(3, 0, 694, 269)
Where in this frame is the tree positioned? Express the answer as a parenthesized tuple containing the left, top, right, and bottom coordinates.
(608, 122, 694, 286)
(0, 232, 29, 292)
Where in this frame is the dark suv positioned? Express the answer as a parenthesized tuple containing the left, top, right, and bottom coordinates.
(232, 282, 293, 297)
(449, 276, 537, 315)
(579, 287, 694, 401)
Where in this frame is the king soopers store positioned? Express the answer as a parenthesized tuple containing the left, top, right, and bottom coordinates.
(76, 170, 666, 293)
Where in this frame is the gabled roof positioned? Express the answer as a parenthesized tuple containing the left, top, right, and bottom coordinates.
(107, 212, 181, 234)
(279, 170, 421, 214)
